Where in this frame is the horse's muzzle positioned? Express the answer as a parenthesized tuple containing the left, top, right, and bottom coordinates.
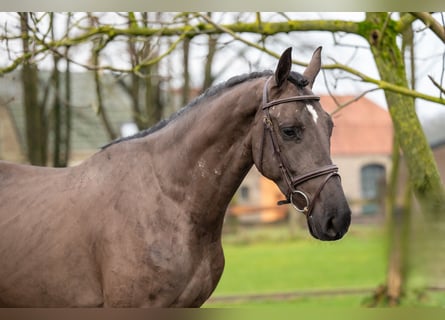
(307, 206, 351, 241)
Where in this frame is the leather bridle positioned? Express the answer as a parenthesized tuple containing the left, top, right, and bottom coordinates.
(259, 77, 340, 217)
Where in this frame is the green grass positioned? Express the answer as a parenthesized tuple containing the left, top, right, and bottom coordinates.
(205, 295, 369, 308)
(204, 223, 387, 307)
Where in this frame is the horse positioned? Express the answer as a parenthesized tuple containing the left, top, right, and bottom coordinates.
(0, 47, 351, 307)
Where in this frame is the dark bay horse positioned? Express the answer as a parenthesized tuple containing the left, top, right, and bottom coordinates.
(0, 47, 350, 307)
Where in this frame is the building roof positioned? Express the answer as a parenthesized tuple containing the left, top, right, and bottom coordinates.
(320, 95, 393, 156)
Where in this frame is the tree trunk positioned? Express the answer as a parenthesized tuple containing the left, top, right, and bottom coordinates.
(125, 12, 164, 130)
(126, 13, 144, 130)
(203, 35, 217, 92)
(62, 44, 72, 166)
(182, 37, 191, 106)
(93, 66, 117, 141)
(385, 135, 403, 305)
(202, 13, 217, 92)
(141, 46, 163, 128)
(365, 12, 445, 305)
(20, 12, 47, 166)
(52, 48, 71, 167)
(52, 54, 62, 167)
(144, 14, 163, 128)
(366, 12, 445, 217)
(88, 13, 117, 141)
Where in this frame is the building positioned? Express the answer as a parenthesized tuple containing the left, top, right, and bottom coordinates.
(0, 70, 183, 165)
(0, 71, 136, 164)
(327, 96, 393, 216)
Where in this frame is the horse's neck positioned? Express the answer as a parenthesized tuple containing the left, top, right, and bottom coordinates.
(152, 78, 264, 225)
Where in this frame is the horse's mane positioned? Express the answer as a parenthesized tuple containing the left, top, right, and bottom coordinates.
(101, 70, 307, 149)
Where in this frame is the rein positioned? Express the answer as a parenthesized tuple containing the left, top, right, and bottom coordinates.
(259, 77, 340, 217)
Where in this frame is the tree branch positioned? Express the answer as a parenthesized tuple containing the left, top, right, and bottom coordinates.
(197, 13, 445, 107)
(324, 61, 445, 106)
(2, 13, 444, 107)
(396, 13, 418, 33)
(410, 12, 445, 43)
(330, 88, 381, 116)
(429, 75, 445, 95)
(1, 15, 363, 75)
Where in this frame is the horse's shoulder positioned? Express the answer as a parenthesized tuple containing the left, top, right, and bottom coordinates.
(0, 161, 26, 179)
(0, 161, 69, 181)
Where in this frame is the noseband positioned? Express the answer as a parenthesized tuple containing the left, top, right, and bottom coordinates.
(259, 77, 340, 217)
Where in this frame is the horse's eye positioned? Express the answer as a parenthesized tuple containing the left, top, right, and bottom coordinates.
(280, 126, 304, 141)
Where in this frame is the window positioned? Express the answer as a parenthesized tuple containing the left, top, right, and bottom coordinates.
(240, 186, 250, 201)
(361, 163, 386, 214)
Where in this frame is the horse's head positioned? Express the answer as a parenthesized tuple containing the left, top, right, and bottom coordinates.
(252, 47, 351, 241)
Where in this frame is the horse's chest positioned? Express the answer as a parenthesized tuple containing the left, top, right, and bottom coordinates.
(171, 243, 225, 306)
(103, 228, 224, 307)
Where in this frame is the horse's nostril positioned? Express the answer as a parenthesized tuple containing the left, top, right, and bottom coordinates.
(325, 217, 339, 238)
(324, 214, 348, 240)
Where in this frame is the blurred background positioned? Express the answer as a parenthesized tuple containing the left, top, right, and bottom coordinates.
(1, 12, 445, 307)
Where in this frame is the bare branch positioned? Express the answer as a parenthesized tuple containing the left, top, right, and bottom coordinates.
(330, 88, 382, 116)
(194, 13, 308, 66)
(396, 13, 418, 33)
(321, 66, 382, 115)
(1, 13, 444, 108)
(324, 61, 445, 106)
(410, 12, 445, 43)
(196, 12, 445, 107)
(429, 75, 445, 95)
(1, 14, 360, 75)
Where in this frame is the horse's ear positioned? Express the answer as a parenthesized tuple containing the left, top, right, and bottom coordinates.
(274, 47, 292, 88)
(303, 46, 322, 89)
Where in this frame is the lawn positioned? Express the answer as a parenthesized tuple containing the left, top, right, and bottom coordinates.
(203, 223, 388, 307)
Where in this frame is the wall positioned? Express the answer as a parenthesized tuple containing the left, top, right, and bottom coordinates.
(333, 154, 392, 215)
(0, 104, 25, 163)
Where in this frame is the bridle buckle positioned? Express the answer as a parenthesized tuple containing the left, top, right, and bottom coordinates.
(290, 190, 309, 215)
